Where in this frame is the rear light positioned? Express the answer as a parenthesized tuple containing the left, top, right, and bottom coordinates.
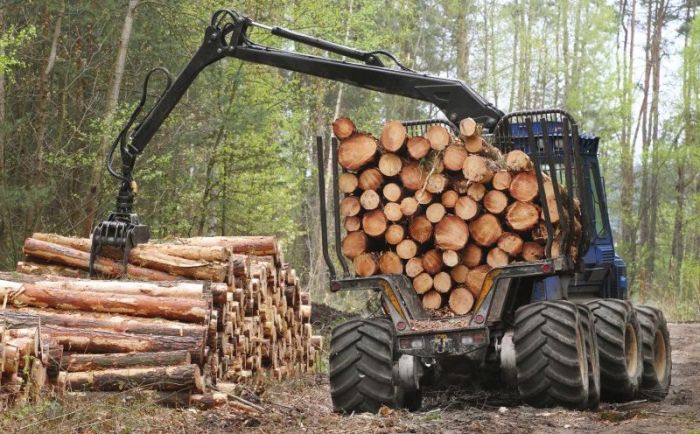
(399, 337, 424, 350)
(396, 321, 407, 331)
(461, 330, 487, 346)
(542, 263, 552, 273)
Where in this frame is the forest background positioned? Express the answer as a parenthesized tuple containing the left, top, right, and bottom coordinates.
(0, 0, 698, 318)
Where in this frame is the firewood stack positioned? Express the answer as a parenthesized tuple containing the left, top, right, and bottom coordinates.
(0, 234, 319, 407)
(335, 117, 582, 316)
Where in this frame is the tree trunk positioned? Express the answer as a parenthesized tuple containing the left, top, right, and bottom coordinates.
(84, 0, 140, 236)
(64, 364, 204, 393)
(61, 350, 191, 372)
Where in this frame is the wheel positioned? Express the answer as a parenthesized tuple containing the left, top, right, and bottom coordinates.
(514, 300, 589, 408)
(329, 318, 403, 413)
(635, 305, 672, 400)
(587, 299, 643, 402)
(578, 305, 601, 409)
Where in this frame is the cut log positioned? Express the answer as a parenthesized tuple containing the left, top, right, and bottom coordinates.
(426, 125, 450, 151)
(412, 273, 433, 295)
(433, 272, 451, 293)
(461, 243, 483, 268)
(463, 135, 484, 154)
(0, 308, 206, 338)
(421, 290, 442, 310)
(135, 244, 230, 263)
(353, 253, 377, 277)
(341, 233, 371, 262)
(426, 203, 446, 223)
(338, 172, 359, 193)
(383, 202, 403, 222)
(338, 134, 377, 170)
(399, 162, 425, 191)
(384, 224, 405, 245)
(172, 236, 279, 258)
(380, 121, 407, 152)
(344, 216, 361, 232)
(425, 173, 447, 194)
(414, 190, 433, 205)
(23, 279, 207, 300)
(442, 250, 459, 267)
(466, 265, 491, 298)
(404, 258, 424, 278)
(483, 190, 508, 214)
(522, 242, 545, 261)
(466, 183, 486, 201)
(65, 364, 204, 393)
(0, 283, 208, 323)
(435, 215, 469, 250)
(498, 232, 524, 257)
(421, 250, 443, 275)
(361, 209, 387, 237)
(408, 216, 433, 244)
(491, 171, 512, 191)
(505, 201, 540, 231)
(463, 155, 494, 183)
(42, 326, 204, 361)
(459, 117, 477, 137)
(469, 214, 502, 247)
(448, 287, 474, 315)
(441, 190, 459, 208)
(486, 247, 510, 267)
(454, 195, 478, 220)
(358, 168, 383, 191)
(339, 196, 361, 217)
(382, 183, 402, 202)
(378, 252, 403, 274)
(443, 145, 468, 171)
(509, 171, 539, 202)
(450, 264, 469, 283)
(396, 239, 418, 260)
(332, 117, 356, 140)
(360, 190, 380, 210)
(23, 238, 177, 281)
(61, 351, 191, 372)
(16, 261, 83, 277)
(406, 137, 431, 160)
(505, 150, 533, 171)
(541, 197, 560, 224)
(400, 197, 419, 217)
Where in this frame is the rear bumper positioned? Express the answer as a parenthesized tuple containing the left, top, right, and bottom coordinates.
(396, 326, 489, 360)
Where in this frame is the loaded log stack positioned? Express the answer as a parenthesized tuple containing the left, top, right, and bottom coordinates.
(0, 234, 319, 408)
(335, 117, 582, 316)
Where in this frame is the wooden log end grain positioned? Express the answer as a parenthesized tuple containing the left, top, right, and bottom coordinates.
(358, 168, 383, 191)
(450, 264, 470, 284)
(408, 215, 433, 244)
(383, 202, 404, 222)
(359, 190, 381, 210)
(509, 171, 539, 202)
(426, 125, 451, 151)
(404, 257, 424, 278)
(384, 224, 405, 245)
(442, 250, 459, 267)
(459, 117, 478, 137)
(454, 195, 478, 221)
(341, 231, 367, 259)
(498, 232, 524, 257)
(463, 155, 495, 184)
(421, 249, 443, 275)
(381, 121, 407, 152)
(412, 273, 433, 295)
(406, 136, 431, 160)
(435, 215, 469, 251)
(378, 251, 403, 275)
(399, 162, 426, 191)
(443, 145, 468, 171)
(448, 287, 474, 315)
(441, 190, 459, 208)
(338, 134, 377, 171)
(421, 290, 443, 310)
(332, 117, 356, 140)
(361, 209, 387, 237)
(339, 196, 361, 217)
(433, 272, 452, 294)
(486, 247, 510, 268)
(505, 149, 533, 172)
(353, 253, 378, 277)
(483, 190, 508, 215)
(382, 182, 402, 202)
(466, 264, 492, 299)
(338, 172, 359, 193)
(469, 214, 503, 247)
(396, 239, 418, 260)
(425, 203, 446, 223)
(492, 171, 512, 191)
(505, 201, 540, 232)
(378, 153, 403, 177)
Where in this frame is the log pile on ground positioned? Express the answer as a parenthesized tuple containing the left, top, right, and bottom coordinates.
(335, 117, 582, 316)
(0, 234, 319, 408)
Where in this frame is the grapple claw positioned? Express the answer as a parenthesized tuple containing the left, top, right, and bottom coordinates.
(89, 213, 150, 278)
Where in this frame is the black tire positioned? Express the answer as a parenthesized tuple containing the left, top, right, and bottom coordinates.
(587, 299, 643, 402)
(514, 300, 589, 408)
(329, 318, 400, 413)
(578, 305, 601, 409)
(635, 305, 672, 401)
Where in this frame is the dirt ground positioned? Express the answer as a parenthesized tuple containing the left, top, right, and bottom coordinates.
(2, 323, 698, 434)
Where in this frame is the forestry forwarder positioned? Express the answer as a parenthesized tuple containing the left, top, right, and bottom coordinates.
(90, 9, 672, 411)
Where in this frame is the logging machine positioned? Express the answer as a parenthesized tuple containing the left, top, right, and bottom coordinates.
(91, 9, 671, 412)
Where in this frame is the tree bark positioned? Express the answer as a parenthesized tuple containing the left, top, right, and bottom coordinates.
(64, 364, 204, 393)
(61, 350, 191, 372)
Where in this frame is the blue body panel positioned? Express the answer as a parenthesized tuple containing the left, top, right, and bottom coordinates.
(509, 122, 627, 300)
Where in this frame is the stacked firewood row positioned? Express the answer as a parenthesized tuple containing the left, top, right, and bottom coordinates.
(0, 234, 319, 407)
(334, 117, 582, 316)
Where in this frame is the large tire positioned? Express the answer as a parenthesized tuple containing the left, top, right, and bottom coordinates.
(635, 305, 672, 401)
(578, 305, 601, 409)
(329, 318, 401, 413)
(587, 299, 643, 402)
(514, 300, 589, 408)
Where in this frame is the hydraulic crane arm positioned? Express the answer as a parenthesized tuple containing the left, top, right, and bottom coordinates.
(89, 9, 503, 275)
